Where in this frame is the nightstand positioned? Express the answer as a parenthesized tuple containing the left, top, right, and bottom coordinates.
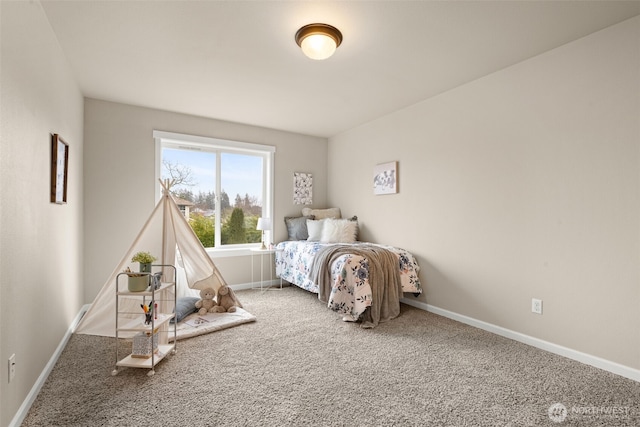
(250, 248, 283, 291)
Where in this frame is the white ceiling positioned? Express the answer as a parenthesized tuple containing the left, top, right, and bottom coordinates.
(41, 1, 640, 138)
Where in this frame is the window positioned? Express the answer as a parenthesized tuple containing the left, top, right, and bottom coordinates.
(154, 131, 274, 251)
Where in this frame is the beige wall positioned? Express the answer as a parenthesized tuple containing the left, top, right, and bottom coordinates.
(83, 99, 327, 301)
(328, 17, 639, 370)
(0, 2, 85, 426)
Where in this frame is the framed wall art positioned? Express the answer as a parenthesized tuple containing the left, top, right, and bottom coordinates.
(293, 172, 313, 205)
(373, 161, 397, 195)
(50, 134, 69, 204)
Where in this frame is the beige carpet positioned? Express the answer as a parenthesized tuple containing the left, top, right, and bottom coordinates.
(22, 286, 639, 426)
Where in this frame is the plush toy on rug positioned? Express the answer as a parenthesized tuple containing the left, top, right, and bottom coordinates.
(212, 284, 243, 313)
(195, 287, 217, 315)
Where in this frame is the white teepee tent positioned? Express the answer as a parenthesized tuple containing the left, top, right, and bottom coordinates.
(76, 180, 226, 337)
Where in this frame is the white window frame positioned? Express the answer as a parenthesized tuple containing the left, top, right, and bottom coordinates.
(154, 130, 275, 257)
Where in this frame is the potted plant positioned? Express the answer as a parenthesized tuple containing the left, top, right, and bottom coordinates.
(124, 267, 149, 292)
(131, 251, 157, 273)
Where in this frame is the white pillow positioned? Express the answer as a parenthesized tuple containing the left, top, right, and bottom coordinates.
(301, 207, 341, 220)
(306, 219, 325, 241)
(320, 218, 358, 243)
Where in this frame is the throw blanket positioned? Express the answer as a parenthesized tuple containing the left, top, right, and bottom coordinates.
(308, 244, 403, 328)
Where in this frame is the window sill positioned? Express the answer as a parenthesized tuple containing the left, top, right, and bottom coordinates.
(205, 247, 259, 259)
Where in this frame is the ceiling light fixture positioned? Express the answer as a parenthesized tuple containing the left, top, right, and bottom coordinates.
(295, 23, 343, 60)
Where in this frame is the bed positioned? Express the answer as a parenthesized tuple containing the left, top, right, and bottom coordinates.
(275, 208, 422, 328)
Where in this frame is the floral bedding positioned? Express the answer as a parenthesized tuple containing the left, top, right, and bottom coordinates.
(275, 241, 422, 321)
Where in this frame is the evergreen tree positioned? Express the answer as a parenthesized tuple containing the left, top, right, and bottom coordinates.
(243, 193, 252, 210)
(194, 191, 215, 210)
(220, 190, 230, 210)
(174, 189, 194, 202)
(222, 208, 246, 244)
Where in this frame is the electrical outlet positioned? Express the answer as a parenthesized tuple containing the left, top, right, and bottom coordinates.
(532, 298, 543, 315)
(8, 354, 16, 383)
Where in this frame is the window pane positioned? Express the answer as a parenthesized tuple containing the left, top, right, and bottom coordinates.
(160, 144, 266, 248)
(221, 152, 263, 245)
(162, 147, 217, 247)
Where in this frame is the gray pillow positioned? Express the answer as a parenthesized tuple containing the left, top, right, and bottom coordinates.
(171, 296, 200, 323)
(284, 215, 315, 240)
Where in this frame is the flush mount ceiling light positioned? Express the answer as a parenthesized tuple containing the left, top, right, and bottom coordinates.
(295, 23, 343, 60)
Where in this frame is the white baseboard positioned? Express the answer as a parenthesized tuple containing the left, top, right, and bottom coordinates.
(9, 304, 90, 427)
(400, 298, 640, 383)
(231, 279, 284, 291)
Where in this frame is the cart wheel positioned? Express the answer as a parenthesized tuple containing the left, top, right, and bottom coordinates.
(147, 369, 155, 377)
(171, 349, 177, 355)
(111, 369, 118, 376)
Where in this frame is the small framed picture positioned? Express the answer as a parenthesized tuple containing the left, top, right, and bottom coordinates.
(50, 134, 69, 204)
(293, 172, 313, 205)
(373, 161, 398, 195)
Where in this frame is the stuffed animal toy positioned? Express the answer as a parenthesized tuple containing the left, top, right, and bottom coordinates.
(195, 287, 217, 315)
(212, 285, 243, 313)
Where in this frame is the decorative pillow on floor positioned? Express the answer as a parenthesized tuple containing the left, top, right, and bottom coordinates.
(171, 296, 200, 323)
